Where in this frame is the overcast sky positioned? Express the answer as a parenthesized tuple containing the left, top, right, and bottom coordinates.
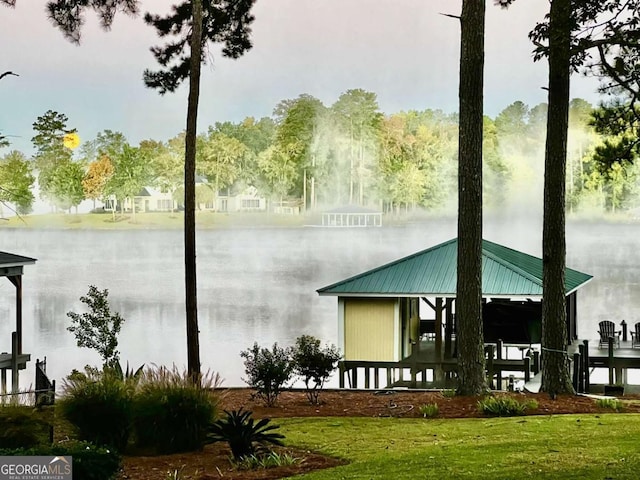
(1, 0, 604, 156)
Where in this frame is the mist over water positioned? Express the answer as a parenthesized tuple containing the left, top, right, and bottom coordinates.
(1, 218, 638, 389)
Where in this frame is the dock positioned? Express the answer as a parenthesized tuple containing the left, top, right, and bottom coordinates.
(570, 337, 640, 392)
(337, 336, 640, 393)
(338, 338, 539, 390)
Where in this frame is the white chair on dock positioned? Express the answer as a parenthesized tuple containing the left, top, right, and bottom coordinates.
(598, 320, 621, 349)
(631, 322, 640, 349)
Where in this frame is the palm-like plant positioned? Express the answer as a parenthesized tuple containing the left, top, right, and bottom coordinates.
(206, 408, 284, 460)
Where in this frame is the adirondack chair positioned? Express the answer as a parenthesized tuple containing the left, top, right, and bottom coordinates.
(598, 320, 621, 349)
(631, 322, 640, 349)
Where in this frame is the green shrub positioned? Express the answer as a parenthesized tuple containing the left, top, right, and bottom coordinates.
(132, 366, 222, 454)
(234, 451, 302, 470)
(596, 397, 624, 411)
(241, 342, 294, 406)
(0, 440, 121, 480)
(206, 408, 285, 460)
(477, 395, 538, 416)
(66, 285, 125, 368)
(0, 406, 51, 449)
(291, 335, 341, 405)
(419, 403, 439, 418)
(57, 367, 135, 451)
(441, 389, 456, 398)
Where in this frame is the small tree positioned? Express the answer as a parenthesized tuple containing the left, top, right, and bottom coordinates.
(291, 335, 341, 405)
(240, 342, 293, 407)
(67, 285, 124, 368)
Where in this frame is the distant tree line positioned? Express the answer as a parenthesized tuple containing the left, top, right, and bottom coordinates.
(1, 91, 638, 216)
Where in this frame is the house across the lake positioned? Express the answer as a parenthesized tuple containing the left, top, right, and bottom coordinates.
(317, 238, 593, 390)
(214, 186, 267, 213)
(134, 187, 177, 212)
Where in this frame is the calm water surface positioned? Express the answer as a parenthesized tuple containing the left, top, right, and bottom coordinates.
(1, 217, 639, 388)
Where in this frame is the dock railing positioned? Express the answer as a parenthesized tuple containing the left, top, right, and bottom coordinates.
(0, 357, 55, 406)
(338, 339, 538, 390)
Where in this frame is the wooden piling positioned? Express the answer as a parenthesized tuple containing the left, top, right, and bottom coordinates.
(583, 340, 590, 393)
(608, 337, 615, 385)
(572, 352, 580, 392)
(578, 343, 586, 393)
(11, 332, 18, 398)
(486, 344, 495, 389)
(524, 356, 531, 383)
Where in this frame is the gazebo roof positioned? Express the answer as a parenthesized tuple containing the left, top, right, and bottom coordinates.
(0, 251, 37, 273)
(317, 238, 592, 298)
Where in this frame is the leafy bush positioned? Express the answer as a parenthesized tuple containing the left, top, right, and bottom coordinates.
(67, 285, 125, 368)
(596, 397, 624, 411)
(419, 403, 439, 418)
(206, 408, 285, 460)
(57, 367, 135, 451)
(241, 342, 294, 406)
(234, 451, 302, 470)
(477, 395, 538, 416)
(0, 406, 51, 449)
(0, 440, 121, 480)
(132, 366, 222, 454)
(291, 335, 341, 405)
(441, 389, 456, 398)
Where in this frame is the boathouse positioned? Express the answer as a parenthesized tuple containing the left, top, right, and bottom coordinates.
(317, 238, 593, 389)
(1, 251, 37, 397)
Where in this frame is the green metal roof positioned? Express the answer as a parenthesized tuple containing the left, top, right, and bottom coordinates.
(317, 238, 593, 297)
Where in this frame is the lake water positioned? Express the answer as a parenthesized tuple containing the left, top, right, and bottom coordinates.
(1, 217, 639, 389)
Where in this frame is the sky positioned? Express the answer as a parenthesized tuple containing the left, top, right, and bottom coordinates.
(1, 0, 606, 156)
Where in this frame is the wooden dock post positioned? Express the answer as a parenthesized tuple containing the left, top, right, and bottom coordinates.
(0, 365, 5, 405)
(533, 350, 540, 375)
(583, 340, 590, 393)
(11, 332, 18, 403)
(572, 352, 581, 392)
(486, 344, 495, 389)
(608, 337, 615, 385)
(496, 339, 503, 390)
(444, 299, 453, 358)
(578, 343, 586, 393)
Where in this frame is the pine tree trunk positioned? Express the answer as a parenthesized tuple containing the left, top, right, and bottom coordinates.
(185, 0, 203, 381)
(541, 0, 574, 396)
(456, 0, 487, 396)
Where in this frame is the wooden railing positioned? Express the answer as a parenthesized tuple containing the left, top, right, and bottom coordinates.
(338, 339, 540, 390)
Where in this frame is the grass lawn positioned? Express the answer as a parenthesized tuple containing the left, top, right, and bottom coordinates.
(279, 414, 640, 479)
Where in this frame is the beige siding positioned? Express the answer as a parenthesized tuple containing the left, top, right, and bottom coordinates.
(344, 298, 395, 361)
